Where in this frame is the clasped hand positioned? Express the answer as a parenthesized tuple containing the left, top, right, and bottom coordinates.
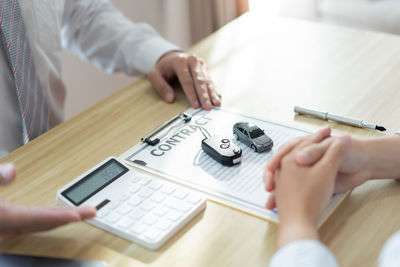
(262, 127, 371, 247)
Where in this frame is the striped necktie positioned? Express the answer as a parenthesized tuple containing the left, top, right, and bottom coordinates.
(0, 0, 49, 144)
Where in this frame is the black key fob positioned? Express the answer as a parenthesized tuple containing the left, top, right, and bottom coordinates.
(201, 136, 242, 166)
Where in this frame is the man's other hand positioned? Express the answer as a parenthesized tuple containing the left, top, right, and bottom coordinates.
(149, 51, 221, 110)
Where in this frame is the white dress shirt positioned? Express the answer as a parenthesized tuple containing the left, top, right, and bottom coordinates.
(0, 0, 178, 156)
(270, 231, 400, 267)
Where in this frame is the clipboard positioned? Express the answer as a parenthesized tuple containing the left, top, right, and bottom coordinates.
(119, 107, 349, 224)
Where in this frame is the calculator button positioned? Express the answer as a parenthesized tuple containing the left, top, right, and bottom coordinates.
(117, 218, 134, 229)
(120, 194, 130, 201)
(175, 202, 192, 213)
(129, 209, 146, 220)
(127, 196, 143, 206)
(144, 229, 161, 241)
(148, 180, 163, 191)
(161, 185, 176, 195)
(96, 210, 110, 219)
(165, 198, 192, 213)
(140, 200, 156, 212)
(129, 223, 147, 235)
(150, 193, 166, 204)
(109, 201, 120, 209)
(142, 214, 158, 226)
(138, 188, 153, 198)
(129, 184, 141, 194)
(117, 204, 132, 215)
(164, 198, 179, 209)
(156, 220, 172, 231)
(166, 210, 182, 222)
(131, 176, 142, 183)
(186, 194, 202, 205)
(105, 213, 122, 224)
(173, 190, 188, 200)
(153, 205, 169, 217)
(140, 177, 152, 186)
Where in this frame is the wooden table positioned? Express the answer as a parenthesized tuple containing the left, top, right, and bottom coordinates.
(1, 12, 400, 267)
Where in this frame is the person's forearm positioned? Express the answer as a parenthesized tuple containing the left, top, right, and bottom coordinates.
(278, 217, 319, 248)
(62, 0, 179, 75)
(363, 136, 400, 180)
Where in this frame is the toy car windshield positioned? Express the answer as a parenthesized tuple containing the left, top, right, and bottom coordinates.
(249, 128, 264, 139)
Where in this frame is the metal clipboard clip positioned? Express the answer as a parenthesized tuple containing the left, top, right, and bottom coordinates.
(141, 113, 192, 146)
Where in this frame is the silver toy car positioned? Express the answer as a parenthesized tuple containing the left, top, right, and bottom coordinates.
(232, 122, 273, 152)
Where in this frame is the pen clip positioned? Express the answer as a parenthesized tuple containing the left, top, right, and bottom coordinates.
(141, 113, 192, 146)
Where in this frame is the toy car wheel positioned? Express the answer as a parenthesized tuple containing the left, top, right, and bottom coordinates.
(251, 144, 257, 152)
(233, 133, 239, 140)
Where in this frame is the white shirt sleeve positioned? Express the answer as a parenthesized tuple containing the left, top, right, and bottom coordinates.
(61, 0, 179, 75)
(270, 239, 339, 267)
(379, 231, 400, 267)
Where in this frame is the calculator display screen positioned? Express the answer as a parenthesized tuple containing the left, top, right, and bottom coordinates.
(62, 159, 129, 205)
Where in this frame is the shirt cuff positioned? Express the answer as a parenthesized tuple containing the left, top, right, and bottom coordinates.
(133, 36, 180, 74)
(379, 231, 400, 267)
(270, 239, 339, 267)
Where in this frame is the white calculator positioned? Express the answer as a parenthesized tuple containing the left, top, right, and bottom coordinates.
(56, 157, 206, 250)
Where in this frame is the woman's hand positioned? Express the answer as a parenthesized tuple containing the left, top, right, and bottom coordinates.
(272, 137, 349, 248)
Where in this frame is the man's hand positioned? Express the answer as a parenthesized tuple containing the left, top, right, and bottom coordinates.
(148, 51, 221, 110)
(0, 163, 96, 242)
(273, 137, 348, 248)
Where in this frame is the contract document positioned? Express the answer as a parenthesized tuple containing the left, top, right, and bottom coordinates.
(121, 108, 348, 224)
